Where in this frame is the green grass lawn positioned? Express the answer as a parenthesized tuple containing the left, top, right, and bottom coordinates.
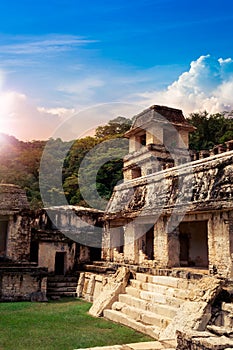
(0, 298, 152, 350)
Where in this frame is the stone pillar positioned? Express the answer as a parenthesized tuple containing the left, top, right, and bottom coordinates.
(167, 227, 180, 268)
(154, 218, 169, 267)
(102, 222, 112, 261)
(129, 136, 137, 153)
(178, 129, 189, 148)
(208, 212, 232, 277)
(154, 217, 180, 268)
(124, 222, 137, 264)
(146, 125, 163, 145)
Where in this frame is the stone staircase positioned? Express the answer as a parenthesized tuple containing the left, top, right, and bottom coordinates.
(83, 261, 116, 274)
(47, 275, 78, 298)
(103, 272, 200, 339)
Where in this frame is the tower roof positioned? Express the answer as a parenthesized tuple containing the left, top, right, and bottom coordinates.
(125, 105, 195, 137)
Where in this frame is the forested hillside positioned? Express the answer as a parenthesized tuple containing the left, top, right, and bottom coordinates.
(0, 112, 232, 209)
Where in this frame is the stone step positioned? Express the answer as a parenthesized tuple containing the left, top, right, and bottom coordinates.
(47, 286, 77, 292)
(112, 302, 171, 329)
(136, 273, 192, 290)
(130, 280, 188, 300)
(118, 294, 178, 319)
(47, 282, 77, 288)
(48, 276, 78, 283)
(83, 265, 115, 273)
(47, 291, 77, 296)
(92, 261, 107, 266)
(125, 286, 184, 308)
(103, 309, 160, 339)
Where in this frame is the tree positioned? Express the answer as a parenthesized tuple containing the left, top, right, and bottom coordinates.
(187, 111, 233, 151)
(95, 116, 132, 139)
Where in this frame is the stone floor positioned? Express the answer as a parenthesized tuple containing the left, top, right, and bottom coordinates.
(74, 340, 176, 350)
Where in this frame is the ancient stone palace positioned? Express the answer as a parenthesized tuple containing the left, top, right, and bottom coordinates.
(1, 104, 233, 349)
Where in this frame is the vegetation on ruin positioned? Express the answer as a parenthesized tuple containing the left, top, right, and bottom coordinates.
(0, 112, 232, 208)
(0, 298, 151, 350)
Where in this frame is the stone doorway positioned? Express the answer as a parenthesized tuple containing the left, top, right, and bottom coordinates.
(179, 221, 208, 268)
(89, 247, 102, 261)
(30, 241, 39, 263)
(55, 252, 66, 275)
(141, 225, 154, 260)
(0, 220, 8, 257)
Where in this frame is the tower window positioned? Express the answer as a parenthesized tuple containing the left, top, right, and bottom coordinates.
(132, 166, 141, 179)
(139, 133, 146, 146)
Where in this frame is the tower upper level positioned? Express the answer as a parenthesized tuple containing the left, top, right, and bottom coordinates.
(123, 105, 195, 180)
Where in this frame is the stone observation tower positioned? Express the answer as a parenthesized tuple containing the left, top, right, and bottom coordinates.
(123, 105, 195, 180)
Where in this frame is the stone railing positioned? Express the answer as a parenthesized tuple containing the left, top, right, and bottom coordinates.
(190, 140, 233, 161)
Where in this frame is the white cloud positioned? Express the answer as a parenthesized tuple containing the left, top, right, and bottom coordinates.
(1, 54, 233, 141)
(134, 55, 233, 115)
(0, 34, 97, 55)
(37, 107, 75, 120)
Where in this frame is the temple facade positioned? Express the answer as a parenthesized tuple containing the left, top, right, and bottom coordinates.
(102, 105, 233, 278)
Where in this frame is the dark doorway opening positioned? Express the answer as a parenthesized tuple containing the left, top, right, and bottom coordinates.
(30, 241, 39, 263)
(114, 226, 124, 254)
(89, 247, 101, 261)
(145, 226, 154, 260)
(0, 220, 8, 257)
(179, 221, 208, 268)
(179, 233, 189, 266)
(55, 252, 66, 275)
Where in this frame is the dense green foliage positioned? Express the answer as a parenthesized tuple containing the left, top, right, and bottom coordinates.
(0, 117, 131, 208)
(0, 299, 151, 350)
(0, 112, 232, 208)
(187, 111, 233, 150)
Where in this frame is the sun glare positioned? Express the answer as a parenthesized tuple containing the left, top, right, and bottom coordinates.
(0, 92, 12, 135)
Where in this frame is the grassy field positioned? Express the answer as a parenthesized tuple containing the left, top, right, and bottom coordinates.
(0, 298, 151, 350)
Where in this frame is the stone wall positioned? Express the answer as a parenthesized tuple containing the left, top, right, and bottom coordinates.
(0, 184, 29, 213)
(105, 151, 233, 218)
(0, 184, 31, 263)
(33, 206, 103, 249)
(0, 267, 47, 301)
(103, 151, 233, 277)
(6, 212, 31, 262)
(38, 241, 76, 273)
(77, 271, 106, 302)
(176, 330, 233, 350)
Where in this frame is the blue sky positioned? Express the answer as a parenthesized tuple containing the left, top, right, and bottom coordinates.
(0, 0, 233, 140)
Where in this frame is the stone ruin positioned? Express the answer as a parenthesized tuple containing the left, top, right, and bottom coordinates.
(1, 104, 233, 349)
(0, 184, 47, 301)
(77, 105, 233, 349)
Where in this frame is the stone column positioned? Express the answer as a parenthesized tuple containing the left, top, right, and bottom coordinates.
(124, 222, 137, 264)
(208, 212, 232, 277)
(102, 222, 112, 261)
(167, 227, 180, 268)
(154, 217, 169, 267)
(154, 217, 180, 268)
